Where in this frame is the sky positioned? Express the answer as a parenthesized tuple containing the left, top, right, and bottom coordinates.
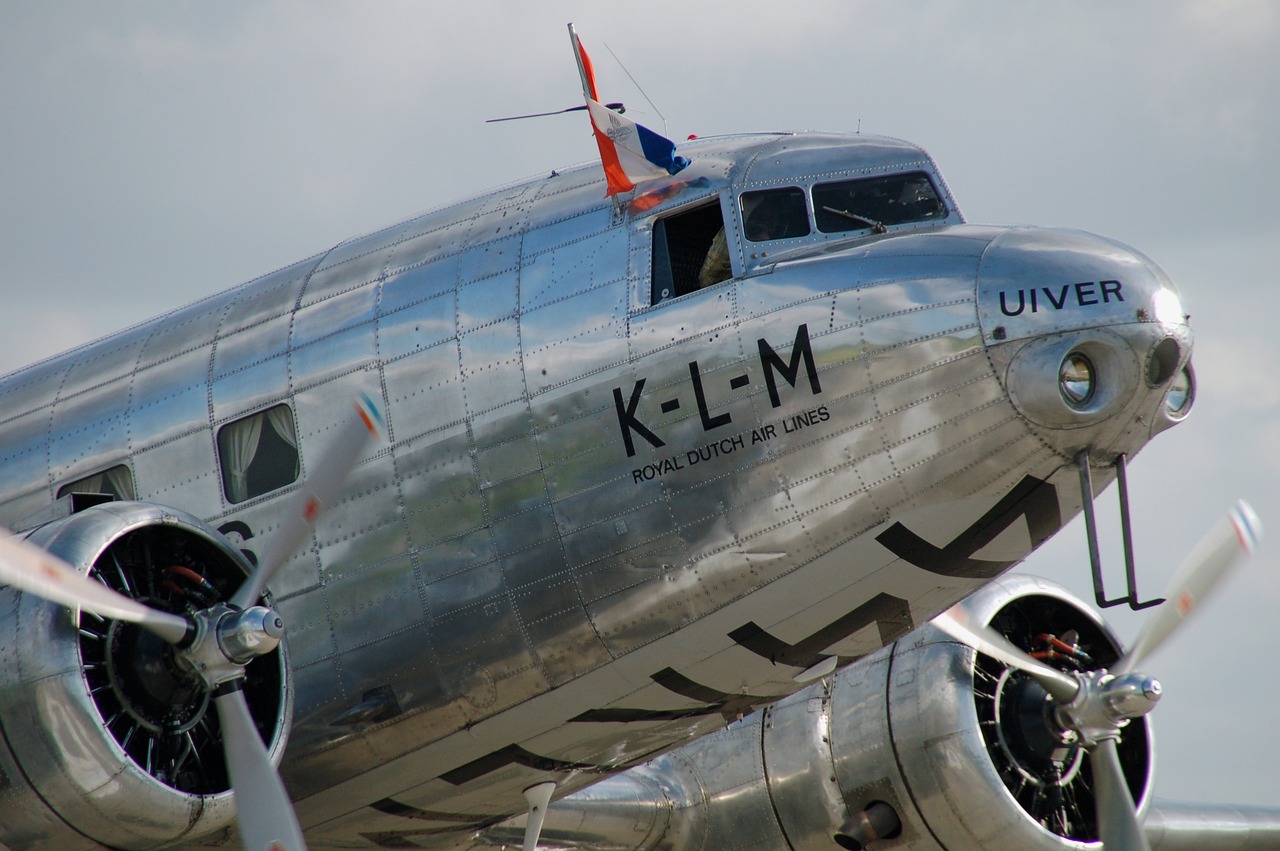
(2, 0, 1277, 812)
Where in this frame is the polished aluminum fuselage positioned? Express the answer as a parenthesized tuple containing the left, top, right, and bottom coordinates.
(0, 132, 1189, 845)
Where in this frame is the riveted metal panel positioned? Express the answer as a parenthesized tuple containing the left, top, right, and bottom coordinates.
(327, 551, 424, 654)
(760, 687, 851, 850)
(502, 538, 609, 684)
(458, 234, 521, 285)
(385, 223, 467, 279)
(395, 428, 483, 549)
(459, 319, 525, 414)
(274, 587, 335, 674)
(303, 236, 393, 305)
(563, 494, 671, 581)
(48, 377, 131, 484)
(491, 513, 561, 575)
(628, 287, 736, 361)
(132, 430, 221, 516)
(0, 360, 64, 432)
(690, 716, 790, 851)
(291, 323, 378, 392)
(58, 329, 148, 392)
(212, 314, 291, 377)
(129, 346, 213, 450)
(291, 369, 386, 469)
(380, 257, 458, 316)
(384, 347, 466, 446)
(0, 410, 51, 507)
(427, 561, 548, 706)
(210, 352, 289, 425)
(474, 430, 542, 488)
(135, 304, 225, 372)
(742, 132, 935, 185)
(219, 256, 318, 335)
(378, 290, 455, 365)
(292, 284, 379, 349)
(520, 226, 629, 313)
(522, 282, 628, 396)
(457, 269, 518, 333)
(313, 456, 409, 571)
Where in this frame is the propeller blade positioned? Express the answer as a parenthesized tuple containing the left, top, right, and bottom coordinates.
(231, 396, 384, 611)
(0, 533, 190, 644)
(1117, 500, 1261, 675)
(215, 686, 307, 851)
(935, 607, 1080, 704)
(1091, 737, 1151, 851)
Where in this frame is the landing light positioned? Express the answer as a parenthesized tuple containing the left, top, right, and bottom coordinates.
(1059, 353, 1095, 408)
(1164, 364, 1194, 418)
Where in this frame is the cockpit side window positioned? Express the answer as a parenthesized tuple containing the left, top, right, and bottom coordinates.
(813, 171, 946, 234)
(651, 200, 728, 303)
(741, 188, 810, 242)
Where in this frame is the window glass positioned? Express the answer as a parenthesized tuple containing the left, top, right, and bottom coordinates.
(740, 188, 810, 242)
(218, 404, 300, 504)
(813, 171, 946, 234)
(57, 465, 136, 501)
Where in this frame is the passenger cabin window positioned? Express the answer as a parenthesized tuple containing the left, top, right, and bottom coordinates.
(57, 465, 136, 501)
(218, 404, 300, 504)
(813, 171, 946, 234)
(651, 201, 728, 303)
(741, 188, 810, 242)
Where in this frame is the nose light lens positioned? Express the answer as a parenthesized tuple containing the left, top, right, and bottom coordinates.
(1059, 353, 1095, 407)
(1164, 364, 1194, 417)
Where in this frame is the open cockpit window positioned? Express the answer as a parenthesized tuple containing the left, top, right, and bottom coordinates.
(813, 171, 946, 234)
(57, 464, 136, 501)
(741, 187, 811, 242)
(651, 200, 728, 303)
(218, 403, 300, 504)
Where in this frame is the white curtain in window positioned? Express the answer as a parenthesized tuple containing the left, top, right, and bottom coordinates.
(265, 405, 300, 479)
(222, 413, 264, 503)
(104, 465, 135, 500)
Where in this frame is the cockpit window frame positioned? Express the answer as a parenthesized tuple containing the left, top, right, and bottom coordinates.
(812, 170, 948, 236)
(740, 187, 812, 243)
(648, 195, 734, 305)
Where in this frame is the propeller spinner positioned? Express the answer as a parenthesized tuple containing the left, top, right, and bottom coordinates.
(0, 395, 385, 851)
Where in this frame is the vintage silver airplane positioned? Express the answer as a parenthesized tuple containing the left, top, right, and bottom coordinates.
(0, 28, 1276, 851)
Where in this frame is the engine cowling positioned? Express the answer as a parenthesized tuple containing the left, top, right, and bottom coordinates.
(0, 501, 292, 849)
(821, 574, 1151, 849)
(476, 575, 1150, 850)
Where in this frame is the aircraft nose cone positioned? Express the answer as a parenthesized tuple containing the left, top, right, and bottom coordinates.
(977, 227, 1187, 341)
(977, 227, 1194, 448)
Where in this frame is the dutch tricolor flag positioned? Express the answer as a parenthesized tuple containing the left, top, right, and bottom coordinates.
(570, 24, 690, 197)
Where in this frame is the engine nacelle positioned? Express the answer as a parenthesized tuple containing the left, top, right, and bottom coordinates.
(0, 501, 292, 849)
(477, 575, 1150, 850)
(819, 574, 1151, 850)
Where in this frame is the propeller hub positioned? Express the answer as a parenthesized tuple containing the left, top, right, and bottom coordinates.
(217, 605, 286, 664)
(1055, 669, 1162, 748)
(175, 603, 285, 689)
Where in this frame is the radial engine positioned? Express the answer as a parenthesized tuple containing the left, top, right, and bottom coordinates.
(0, 501, 290, 849)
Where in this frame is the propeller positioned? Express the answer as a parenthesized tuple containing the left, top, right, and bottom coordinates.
(935, 500, 1261, 851)
(0, 395, 385, 851)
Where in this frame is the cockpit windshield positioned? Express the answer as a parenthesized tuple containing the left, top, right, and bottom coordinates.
(813, 171, 946, 234)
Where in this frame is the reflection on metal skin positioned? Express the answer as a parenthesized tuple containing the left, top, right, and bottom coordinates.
(474, 577, 1156, 851)
(0, 128, 1209, 844)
